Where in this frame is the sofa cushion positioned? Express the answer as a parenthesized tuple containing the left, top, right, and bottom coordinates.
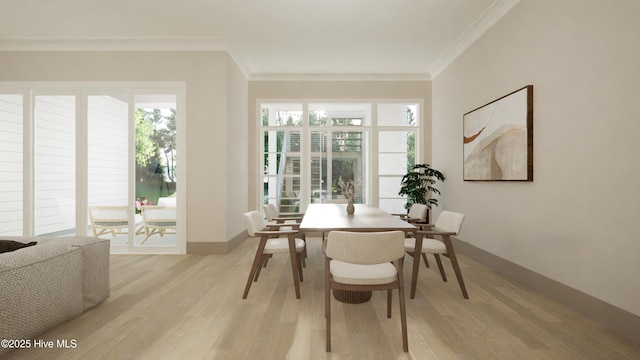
(36, 236, 110, 309)
(0, 243, 84, 344)
(0, 239, 37, 254)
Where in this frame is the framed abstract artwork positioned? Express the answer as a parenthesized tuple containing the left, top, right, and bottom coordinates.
(463, 85, 533, 181)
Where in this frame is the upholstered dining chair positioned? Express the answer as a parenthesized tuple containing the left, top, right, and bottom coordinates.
(393, 203, 429, 227)
(405, 210, 467, 299)
(263, 203, 307, 264)
(242, 211, 306, 299)
(324, 231, 408, 352)
(263, 203, 304, 224)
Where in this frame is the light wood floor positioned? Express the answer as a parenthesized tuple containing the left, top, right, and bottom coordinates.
(4, 237, 639, 360)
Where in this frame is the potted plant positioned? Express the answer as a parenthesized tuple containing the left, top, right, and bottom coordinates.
(398, 164, 446, 221)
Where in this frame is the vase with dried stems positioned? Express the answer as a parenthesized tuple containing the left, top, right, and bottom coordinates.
(337, 176, 359, 215)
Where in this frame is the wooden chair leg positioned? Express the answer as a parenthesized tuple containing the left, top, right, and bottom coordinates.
(325, 257, 332, 352)
(421, 253, 430, 268)
(442, 235, 468, 299)
(434, 254, 447, 282)
(397, 258, 409, 352)
(410, 234, 424, 299)
(297, 254, 304, 282)
(301, 245, 307, 268)
(387, 289, 392, 318)
(286, 234, 301, 299)
(243, 238, 268, 299)
(447, 250, 469, 299)
(253, 254, 268, 282)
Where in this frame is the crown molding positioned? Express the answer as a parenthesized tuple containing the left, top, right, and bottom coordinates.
(0, 0, 519, 83)
(0, 36, 253, 80)
(249, 73, 431, 82)
(429, 0, 520, 79)
(0, 36, 230, 51)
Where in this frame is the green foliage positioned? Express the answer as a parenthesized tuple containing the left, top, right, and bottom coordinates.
(135, 110, 155, 168)
(135, 108, 177, 186)
(398, 163, 445, 211)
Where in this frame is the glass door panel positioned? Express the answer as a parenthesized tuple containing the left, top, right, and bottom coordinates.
(0, 94, 23, 235)
(34, 95, 76, 237)
(87, 95, 130, 245)
(310, 129, 367, 203)
(330, 131, 365, 203)
(134, 95, 177, 247)
(309, 103, 369, 204)
(263, 130, 302, 214)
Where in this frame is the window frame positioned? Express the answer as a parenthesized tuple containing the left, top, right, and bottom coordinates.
(258, 99, 422, 214)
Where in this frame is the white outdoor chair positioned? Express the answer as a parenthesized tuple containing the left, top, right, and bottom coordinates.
(89, 206, 141, 240)
(324, 230, 408, 352)
(140, 206, 177, 244)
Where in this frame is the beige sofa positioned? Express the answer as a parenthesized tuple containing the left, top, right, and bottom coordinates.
(0, 236, 110, 354)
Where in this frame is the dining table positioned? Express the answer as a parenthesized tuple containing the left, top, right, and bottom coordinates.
(299, 203, 418, 233)
(299, 203, 419, 303)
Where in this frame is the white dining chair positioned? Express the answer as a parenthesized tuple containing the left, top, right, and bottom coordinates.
(242, 211, 306, 299)
(405, 210, 467, 299)
(324, 230, 408, 352)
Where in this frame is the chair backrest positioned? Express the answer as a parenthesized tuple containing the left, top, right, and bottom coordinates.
(408, 204, 428, 221)
(263, 203, 278, 221)
(143, 206, 176, 221)
(434, 211, 465, 234)
(244, 211, 267, 237)
(89, 206, 128, 224)
(157, 196, 176, 207)
(326, 231, 405, 265)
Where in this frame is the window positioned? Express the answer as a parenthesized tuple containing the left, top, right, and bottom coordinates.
(260, 101, 419, 214)
(0, 94, 23, 235)
(377, 103, 418, 213)
(0, 83, 186, 254)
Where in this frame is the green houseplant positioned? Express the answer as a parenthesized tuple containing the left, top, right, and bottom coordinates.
(398, 163, 446, 214)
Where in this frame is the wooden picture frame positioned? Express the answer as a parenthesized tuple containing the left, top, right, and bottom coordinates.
(463, 85, 533, 181)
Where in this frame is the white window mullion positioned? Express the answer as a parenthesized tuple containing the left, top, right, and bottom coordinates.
(76, 93, 88, 236)
(23, 91, 34, 236)
(301, 103, 310, 211)
(127, 93, 136, 249)
(370, 102, 379, 207)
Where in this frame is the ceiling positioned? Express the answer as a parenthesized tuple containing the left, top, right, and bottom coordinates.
(0, 0, 519, 79)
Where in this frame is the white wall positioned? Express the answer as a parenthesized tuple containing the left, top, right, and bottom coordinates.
(432, 0, 640, 316)
(226, 55, 249, 240)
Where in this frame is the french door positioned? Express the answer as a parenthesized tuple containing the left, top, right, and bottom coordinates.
(0, 83, 186, 254)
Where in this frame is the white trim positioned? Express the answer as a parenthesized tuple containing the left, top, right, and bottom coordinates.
(0, 37, 252, 80)
(250, 73, 431, 82)
(0, 36, 228, 51)
(429, 0, 520, 79)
